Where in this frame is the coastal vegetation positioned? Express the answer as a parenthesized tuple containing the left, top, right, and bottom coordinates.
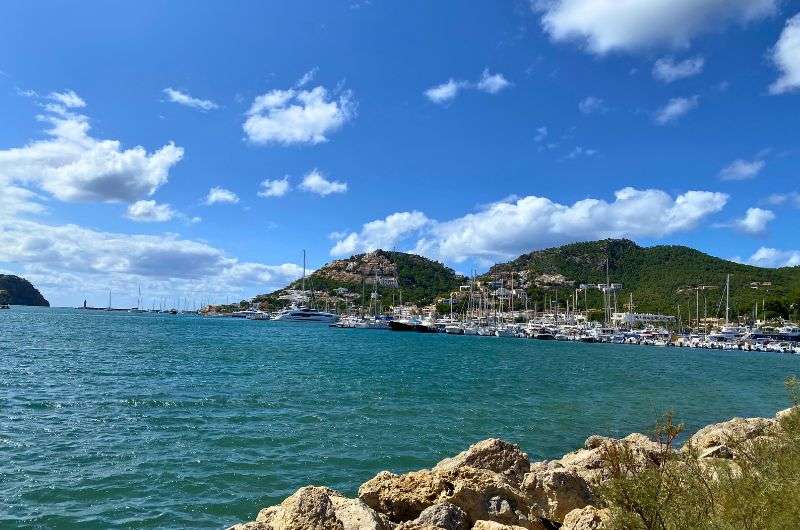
(229, 378, 800, 530)
(0, 275, 49, 306)
(489, 239, 800, 321)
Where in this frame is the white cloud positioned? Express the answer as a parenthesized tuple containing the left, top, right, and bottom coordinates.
(733, 207, 775, 235)
(534, 126, 548, 142)
(295, 67, 318, 88)
(126, 200, 176, 222)
(769, 14, 800, 94)
(424, 79, 468, 104)
(0, 217, 303, 306)
(47, 90, 86, 108)
(425, 70, 511, 104)
(536, 0, 779, 54)
(718, 158, 765, 180)
(765, 191, 800, 207)
(243, 86, 354, 145)
(652, 56, 705, 82)
(332, 187, 728, 263)
(564, 146, 598, 159)
(0, 185, 47, 218)
(258, 176, 291, 198)
(747, 247, 800, 267)
(330, 211, 431, 256)
(655, 95, 699, 125)
(299, 169, 347, 196)
(163, 87, 218, 111)
(578, 96, 607, 114)
(204, 186, 239, 205)
(476, 69, 512, 94)
(0, 99, 184, 203)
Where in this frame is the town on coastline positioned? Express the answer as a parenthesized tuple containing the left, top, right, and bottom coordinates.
(194, 242, 800, 355)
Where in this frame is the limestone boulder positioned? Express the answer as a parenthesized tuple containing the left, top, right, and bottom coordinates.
(547, 432, 662, 485)
(686, 417, 777, 454)
(396, 502, 469, 529)
(471, 521, 533, 530)
(560, 506, 611, 530)
(433, 439, 530, 486)
(228, 486, 392, 530)
(521, 466, 594, 523)
(358, 466, 541, 528)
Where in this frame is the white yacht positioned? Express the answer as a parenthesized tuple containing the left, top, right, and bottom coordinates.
(273, 306, 339, 323)
(272, 250, 339, 324)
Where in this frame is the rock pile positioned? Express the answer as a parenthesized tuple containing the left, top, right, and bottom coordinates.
(228, 409, 791, 530)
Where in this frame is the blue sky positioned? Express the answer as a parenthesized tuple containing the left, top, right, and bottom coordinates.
(1, 0, 799, 307)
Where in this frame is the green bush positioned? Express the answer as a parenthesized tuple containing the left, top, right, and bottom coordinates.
(598, 377, 800, 529)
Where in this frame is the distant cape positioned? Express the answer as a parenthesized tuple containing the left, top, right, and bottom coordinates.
(0, 275, 49, 306)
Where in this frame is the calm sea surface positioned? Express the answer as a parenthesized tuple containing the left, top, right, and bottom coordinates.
(2, 306, 798, 528)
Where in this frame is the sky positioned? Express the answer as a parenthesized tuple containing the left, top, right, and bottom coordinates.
(1, 0, 800, 308)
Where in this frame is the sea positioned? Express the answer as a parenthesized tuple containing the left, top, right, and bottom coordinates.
(2, 306, 798, 529)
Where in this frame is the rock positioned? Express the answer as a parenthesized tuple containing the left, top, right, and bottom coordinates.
(776, 407, 798, 422)
(433, 439, 530, 486)
(358, 465, 540, 528)
(560, 506, 611, 530)
(471, 521, 531, 530)
(396, 502, 469, 529)
(229, 486, 392, 530)
(521, 467, 594, 523)
(547, 432, 662, 485)
(686, 417, 777, 453)
(698, 444, 734, 459)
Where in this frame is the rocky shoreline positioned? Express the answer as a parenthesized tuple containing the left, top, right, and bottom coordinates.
(227, 408, 790, 530)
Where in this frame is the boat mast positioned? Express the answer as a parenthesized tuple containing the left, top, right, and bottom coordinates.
(302, 249, 306, 307)
(725, 274, 730, 325)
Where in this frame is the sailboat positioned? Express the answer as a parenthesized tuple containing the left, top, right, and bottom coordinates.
(129, 285, 148, 313)
(273, 250, 339, 323)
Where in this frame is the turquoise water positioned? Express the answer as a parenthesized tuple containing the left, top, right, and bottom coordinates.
(2, 307, 798, 529)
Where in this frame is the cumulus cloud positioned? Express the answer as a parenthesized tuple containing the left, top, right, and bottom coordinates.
(204, 186, 240, 205)
(332, 187, 728, 263)
(126, 200, 176, 222)
(747, 247, 800, 268)
(425, 70, 511, 104)
(718, 159, 765, 180)
(0, 97, 184, 203)
(163, 88, 218, 111)
(655, 95, 699, 125)
(424, 79, 468, 103)
(476, 69, 512, 94)
(299, 169, 347, 196)
(652, 56, 705, 82)
(578, 96, 607, 114)
(243, 86, 354, 145)
(732, 207, 775, 235)
(0, 217, 303, 306)
(769, 14, 800, 94)
(258, 176, 291, 198)
(330, 211, 431, 256)
(536, 0, 779, 54)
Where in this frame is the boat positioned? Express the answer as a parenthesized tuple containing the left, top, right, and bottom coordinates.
(273, 306, 339, 323)
(273, 250, 339, 324)
(0, 303, 9, 309)
(389, 316, 437, 333)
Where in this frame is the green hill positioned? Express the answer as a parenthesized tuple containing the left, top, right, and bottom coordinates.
(253, 249, 465, 310)
(486, 239, 800, 321)
(0, 275, 50, 306)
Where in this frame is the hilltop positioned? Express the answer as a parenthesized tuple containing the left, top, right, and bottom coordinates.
(487, 239, 800, 319)
(253, 250, 465, 310)
(0, 275, 50, 306)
